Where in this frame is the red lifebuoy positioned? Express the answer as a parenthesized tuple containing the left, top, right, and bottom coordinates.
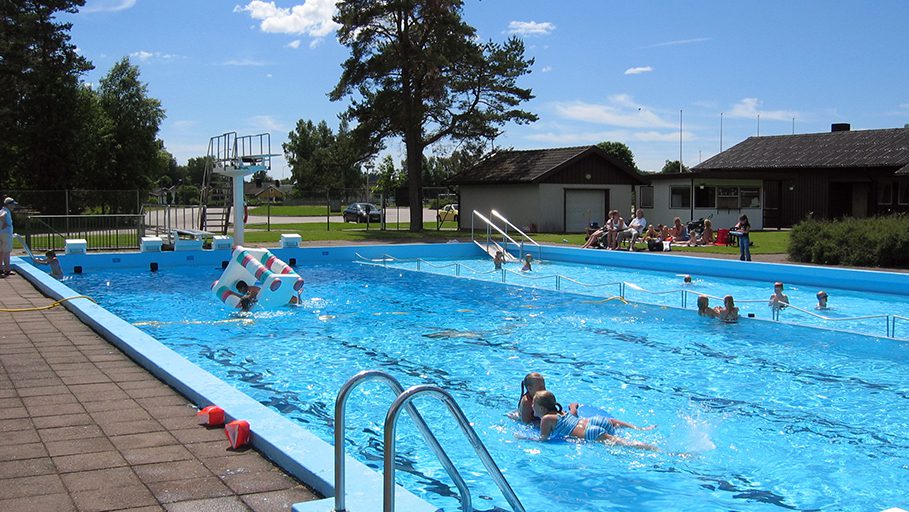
(243, 205, 249, 223)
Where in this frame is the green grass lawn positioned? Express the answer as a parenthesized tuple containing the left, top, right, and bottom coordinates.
(243, 223, 790, 254)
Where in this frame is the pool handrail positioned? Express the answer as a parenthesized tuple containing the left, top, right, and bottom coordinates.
(490, 210, 542, 263)
(334, 370, 472, 512)
(472, 210, 522, 259)
(383, 385, 525, 512)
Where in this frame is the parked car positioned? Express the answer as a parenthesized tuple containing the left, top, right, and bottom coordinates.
(342, 202, 382, 223)
(437, 203, 459, 222)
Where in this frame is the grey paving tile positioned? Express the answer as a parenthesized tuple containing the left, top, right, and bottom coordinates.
(110, 431, 180, 451)
(147, 475, 233, 504)
(121, 444, 195, 466)
(45, 436, 116, 457)
(52, 451, 128, 473)
(21, 392, 80, 407)
(0, 492, 76, 512)
(133, 460, 214, 484)
(15, 384, 71, 397)
(60, 467, 142, 493)
(220, 470, 298, 495)
(31, 412, 95, 429)
(98, 418, 167, 437)
(0, 457, 57, 478)
(26, 401, 87, 417)
(0, 418, 32, 432)
(0, 441, 48, 461)
(38, 423, 105, 443)
(6, 427, 41, 444)
(241, 488, 319, 512)
(163, 496, 250, 512)
(0, 473, 66, 500)
(90, 407, 154, 425)
(71, 484, 158, 511)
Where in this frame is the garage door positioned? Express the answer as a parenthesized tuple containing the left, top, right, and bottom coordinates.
(564, 189, 607, 233)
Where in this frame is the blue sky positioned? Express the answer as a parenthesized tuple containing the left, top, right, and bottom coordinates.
(65, 0, 909, 178)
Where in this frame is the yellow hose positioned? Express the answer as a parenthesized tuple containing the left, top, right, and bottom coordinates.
(0, 295, 96, 312)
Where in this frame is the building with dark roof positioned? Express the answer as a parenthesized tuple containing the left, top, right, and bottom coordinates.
(642, 125, 909, 229)
(447, 145, 646, 233)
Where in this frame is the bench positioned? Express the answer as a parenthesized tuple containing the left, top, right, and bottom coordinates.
(170, 229, 213, 251)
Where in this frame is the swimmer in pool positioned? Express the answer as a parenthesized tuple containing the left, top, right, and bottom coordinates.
(815, 290, 829, 310)
(516, 372, 577, 424)
(235, 280, 260, 312)
(714, 295, 739, 323)
(769, 281, 790, 310)
(527, 390, 656, 450)
(494, 250, 505, 270)
(521, 253, 533, 271)
(697, 295, 718, 318)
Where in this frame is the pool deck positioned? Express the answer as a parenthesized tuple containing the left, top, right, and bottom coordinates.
(0, 272, 319, 512)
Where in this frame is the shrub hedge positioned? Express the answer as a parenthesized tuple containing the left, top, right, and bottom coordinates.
(789, 215, 909, 267)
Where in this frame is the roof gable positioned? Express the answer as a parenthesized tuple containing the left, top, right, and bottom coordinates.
(695, 127, 909, 171)
(448, 146, 645, 185)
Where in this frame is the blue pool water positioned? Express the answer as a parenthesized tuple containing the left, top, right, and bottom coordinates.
(65, 259, 909, 511)
(373, 255, 909, 339)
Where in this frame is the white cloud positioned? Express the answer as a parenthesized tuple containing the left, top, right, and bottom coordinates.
(900, 103, 909, 110)
(507, 20, 556, 36)
(286, 39, 302, 49)
(644, 37, 710, 48)
(234, 0, 339, 42)
(129, 51, 182, 62)
(222, 58, 271, 66)
(727, 98, 798, 121)
(624, 66, 653, 75)
(81, 0, 136, 13)
(249, 115, 285, 132)
(552, 96, 676, 129)
(541, 65, 553, 73)
(171, 120, 196, 131)
(526, 129, 692, 145)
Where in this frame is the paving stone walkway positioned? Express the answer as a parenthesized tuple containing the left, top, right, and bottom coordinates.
(0, 272, 319, 511)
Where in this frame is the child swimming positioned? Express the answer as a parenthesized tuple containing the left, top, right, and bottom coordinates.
(521, 253, 533, 271)
(516, 372, 578, 424)
(528, 390, 657, 450)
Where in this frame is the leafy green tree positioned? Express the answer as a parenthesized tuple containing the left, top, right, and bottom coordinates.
(95, 58, 167, 194)
(0, 0, 93, 191)
(284, 119, 364, 193)
(660, 160, 689, 174)
(373, 154, 406, 196)
(181, 156, 212, 187)
(596, 141, 638, 172)
(331, 0, 537, 231)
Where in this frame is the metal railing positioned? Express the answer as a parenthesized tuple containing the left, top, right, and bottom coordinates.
(334, 370, 523, 512)
(470, 210, 542, 263)
(384, 385, 525, 512)
(360, 253, 908, 340)
(25, 214, 144, 252)
(141, 204, 205, 240)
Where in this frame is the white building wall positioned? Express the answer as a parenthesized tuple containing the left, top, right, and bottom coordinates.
(459, 184, 540, 231)
(460, 183, 635, 233)
(644, 179, 764, 230)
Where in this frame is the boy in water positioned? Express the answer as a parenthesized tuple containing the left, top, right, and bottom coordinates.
(235, 280, 260, 312)
(769, 281, 790, 310)
(32, 250, 64, 279)
(815, 290, 829, 310)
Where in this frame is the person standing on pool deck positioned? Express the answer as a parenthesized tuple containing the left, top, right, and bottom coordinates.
(733, 214, 751, 261)
(0, 197, 17, 277)
(528, 390, 657, 450)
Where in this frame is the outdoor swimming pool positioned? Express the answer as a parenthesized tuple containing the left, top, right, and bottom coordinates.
(59, 251, 909, 512)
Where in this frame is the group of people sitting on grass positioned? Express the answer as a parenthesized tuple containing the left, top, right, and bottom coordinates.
(582, 210, 715, 251)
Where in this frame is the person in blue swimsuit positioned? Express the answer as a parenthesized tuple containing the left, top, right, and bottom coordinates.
(529, 390, 657, 450)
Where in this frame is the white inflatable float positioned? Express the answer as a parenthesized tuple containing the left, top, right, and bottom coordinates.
(212, 246, 304, 309)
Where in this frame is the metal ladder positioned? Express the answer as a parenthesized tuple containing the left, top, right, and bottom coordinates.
(200, 132, 276, 234)
(471, 210, 542, 263)
(334, 370, 525, 512)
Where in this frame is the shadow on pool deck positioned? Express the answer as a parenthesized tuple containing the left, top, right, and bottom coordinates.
(0, 272, 320, 512)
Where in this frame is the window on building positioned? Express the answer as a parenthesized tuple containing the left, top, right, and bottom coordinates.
(694, 186, 715, 208)
(639, 186, 654, 208)
(899, 182, 909, 205)
(740, 187, 761, 208)
(669, 186, 691, 208)
(717, 186, 739, 209)
(878, 182, 893, 205)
